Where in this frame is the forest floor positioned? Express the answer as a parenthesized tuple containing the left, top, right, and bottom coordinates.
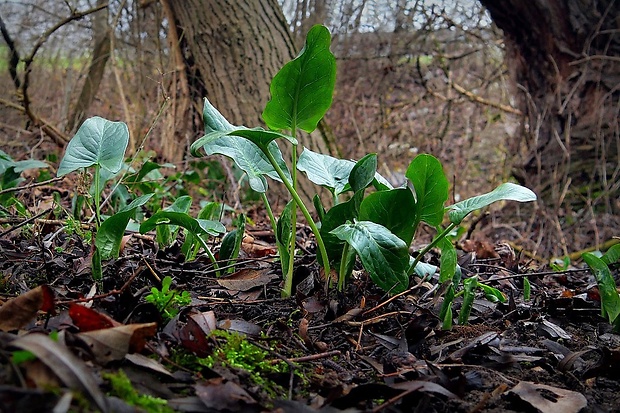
(1, 191, 619, 413)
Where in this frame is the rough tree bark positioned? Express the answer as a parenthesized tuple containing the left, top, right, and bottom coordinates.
(167, 0, 337, 204)
(480, 0, 619, 253)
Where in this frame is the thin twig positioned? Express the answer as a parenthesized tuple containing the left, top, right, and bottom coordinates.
(0, 176, 63, 196)
(0, 208, 52, 238)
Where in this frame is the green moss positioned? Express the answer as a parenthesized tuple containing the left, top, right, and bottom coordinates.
(103, 370, 173, 413)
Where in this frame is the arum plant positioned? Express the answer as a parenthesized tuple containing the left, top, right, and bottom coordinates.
(191, 25, 336, 297)
(57, 117, 131, 280)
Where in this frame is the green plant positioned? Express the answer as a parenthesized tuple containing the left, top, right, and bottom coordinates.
(145, 276, 192, 320)
(103, 370, 173, 413)
(582, 244, 620, 330)
(0, 149, 48, 216)
(190, 24, 537, 304)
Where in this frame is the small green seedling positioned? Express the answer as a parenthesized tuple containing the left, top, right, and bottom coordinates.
(582, 244, 620, 330)
(145, 276, 191, 320)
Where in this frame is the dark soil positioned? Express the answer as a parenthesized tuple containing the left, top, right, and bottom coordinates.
(1, 208, 619, 413)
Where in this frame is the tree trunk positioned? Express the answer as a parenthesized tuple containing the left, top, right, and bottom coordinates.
(479, 0, 619, 254)
(65, 0, 111, 133)
(168, 0, 337, 205)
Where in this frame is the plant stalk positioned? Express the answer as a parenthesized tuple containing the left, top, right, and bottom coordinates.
(262, 146, 331, 291)
(407, 222, 456, 276)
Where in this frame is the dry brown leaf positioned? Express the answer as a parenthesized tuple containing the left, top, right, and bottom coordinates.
(76, 322, 157, 364)
(11, 333, 109, 412)
(0, 285, 55, 331)
(216, 268, 276, 291)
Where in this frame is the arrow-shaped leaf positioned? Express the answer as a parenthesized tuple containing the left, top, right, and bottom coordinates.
(58, 116, 129, 176)
(448, 182, 537, 225)
(262, 25, 336, 133)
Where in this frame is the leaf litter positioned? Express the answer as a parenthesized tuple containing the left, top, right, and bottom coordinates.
(0, 218, 619, 412)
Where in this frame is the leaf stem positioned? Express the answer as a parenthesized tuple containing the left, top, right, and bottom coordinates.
(260, 192, 277, 235)
(262, 146, 331, 291)
(93, 164, 101, 226)
(407, 222, 456, 276)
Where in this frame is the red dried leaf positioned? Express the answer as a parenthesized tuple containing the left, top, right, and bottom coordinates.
(69, 304, 120, 332)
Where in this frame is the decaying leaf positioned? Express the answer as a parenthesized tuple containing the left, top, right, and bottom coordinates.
(11, 333, 109, 412)
(508, 381, 587, 413)
(69, 303, 120, 332)
(77, 322, 157, 364)
(216, 268, 277, 291)
(195, 378, 258, 411)
(0, 285, 54, 331)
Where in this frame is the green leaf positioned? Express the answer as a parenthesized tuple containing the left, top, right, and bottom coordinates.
(438, 237, 457, 283)
(523, 277, 531, 301)
(262, 25, 336, 133)
(320, 198, 358, 261)
(583, 252, 620, 323)
(96, 194, 154, 260)
(202, 97, 235, 134)
(298, 149, 355, 195)
(478, 283, 506, 303)
(349, 154, 377, 193)
(405, 154, 449, 228)
(448, 183, 537, 225)
(191, 131, 291, 193)
(331, 221, 410, 294)
(602, 244, 620, 266)
(359, 188, 417, 245)
(156, 196, 193, 248)
(140, 211, 225, 238)
(58, 117, 129, 176)
(458, 276, 478, 325)
(439, 284, 455, 326)
(220, 214, 245, 272)
(298, 149, 392, 195)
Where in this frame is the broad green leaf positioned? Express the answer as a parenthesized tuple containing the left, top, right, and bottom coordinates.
(438, 237, 457, 283)
(448, 182, 537, 225)
(359, 188, 417, 245)
(349, 154, 377, 193)
(262, 25, 336, 133)
(405, 154, 449, 228)
(458, 276, 478, 325)
(331, 221, 410, 294)
(191, 131, 291, 193)
(203, 97, 235, 133)
(298, 149, 393, 195)
(602, 244, 620, 266)
(96, 194, 154, 260)
(140, 211, 225, 237)
(58, 116, 129, 176)
(298, 149, 355, 195)
(583, 252, 620, 323)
